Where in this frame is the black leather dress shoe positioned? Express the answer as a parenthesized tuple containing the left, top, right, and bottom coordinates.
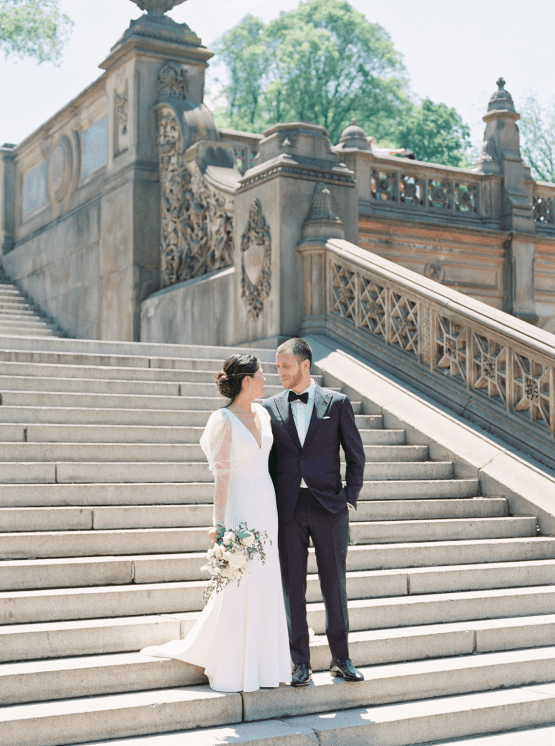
(291, 662, 312, 687)
(330, 658, 364, 681)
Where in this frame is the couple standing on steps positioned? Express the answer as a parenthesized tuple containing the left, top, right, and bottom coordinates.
(141, 338, 366, 692)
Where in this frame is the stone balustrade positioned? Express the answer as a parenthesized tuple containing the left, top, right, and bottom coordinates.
(533, 181, 555, 232)
(299, 237, 555, 469)
(219, 129, 261, 176)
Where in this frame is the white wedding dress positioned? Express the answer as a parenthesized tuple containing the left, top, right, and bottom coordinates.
(140, 403, 291, 692)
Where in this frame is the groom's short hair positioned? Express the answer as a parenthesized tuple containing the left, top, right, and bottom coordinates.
(277, 338, 312, 365)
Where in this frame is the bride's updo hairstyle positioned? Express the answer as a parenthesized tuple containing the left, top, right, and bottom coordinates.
(215, 353, 260, 401)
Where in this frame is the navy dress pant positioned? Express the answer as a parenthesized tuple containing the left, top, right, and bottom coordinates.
(278, 488, 350, 665)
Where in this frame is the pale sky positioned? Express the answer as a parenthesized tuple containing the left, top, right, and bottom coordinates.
(1, 0, 554, 149)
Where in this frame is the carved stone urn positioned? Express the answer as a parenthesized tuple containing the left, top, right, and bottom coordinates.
(130, 0, 187, 15)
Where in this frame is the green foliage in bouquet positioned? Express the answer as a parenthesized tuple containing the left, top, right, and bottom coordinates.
(201, 522, 270, 602)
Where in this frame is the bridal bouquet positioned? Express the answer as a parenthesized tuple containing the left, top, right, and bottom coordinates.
(201, 522, 270, 602)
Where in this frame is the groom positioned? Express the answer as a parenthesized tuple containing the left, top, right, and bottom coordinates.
(263, 338, 365, 686)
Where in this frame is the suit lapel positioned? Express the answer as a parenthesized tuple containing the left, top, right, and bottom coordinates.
(303, 385, 331, 450)
(275, 391, 302, 451)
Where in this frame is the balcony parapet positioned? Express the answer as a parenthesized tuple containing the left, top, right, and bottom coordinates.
(298, 237, 555, 469)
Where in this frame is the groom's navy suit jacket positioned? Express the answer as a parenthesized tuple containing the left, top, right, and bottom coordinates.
(263, 384, 365, 524)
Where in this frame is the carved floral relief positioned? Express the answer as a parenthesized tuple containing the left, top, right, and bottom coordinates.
(158, 109, 234, 288)
(240, 199, 272, 319)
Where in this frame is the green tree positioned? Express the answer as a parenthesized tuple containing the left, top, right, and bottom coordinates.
(212, 0, 409, 143)
(395, 98, 472, 168)
(0, 0, 73, 65)
(519, 93, 555, 183)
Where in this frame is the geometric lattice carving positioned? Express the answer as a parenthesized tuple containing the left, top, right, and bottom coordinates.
(332, 264, 356, 322)
(390, 293, 418, 354)
(471, 333, 507, 404)
(436, 316, 467, 381)
(360, 276, 386, 336)
(513, 354, 551, 428)
(400, 174, 424, 206)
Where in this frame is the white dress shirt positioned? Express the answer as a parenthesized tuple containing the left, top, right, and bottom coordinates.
(290, 378, 355, 510)
(290, 378, 316, 487)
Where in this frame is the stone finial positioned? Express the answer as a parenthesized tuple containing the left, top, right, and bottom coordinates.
(130, 0, 187, 14)
(302, 182, 344, 240)
(487, 77, 515, 113)
(336, 118, 370, 151)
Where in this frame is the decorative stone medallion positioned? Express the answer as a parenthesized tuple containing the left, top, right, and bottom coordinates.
(47, 136, 73, 202)
(240, 199, 271, 320)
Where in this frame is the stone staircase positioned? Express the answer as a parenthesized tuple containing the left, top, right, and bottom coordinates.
(1, 338, 555, 746)
(0, 274, 64, 338)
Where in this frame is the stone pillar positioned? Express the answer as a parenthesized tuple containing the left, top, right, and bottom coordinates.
(96, 2, 212, 340)
(474, 79, 538, 323)
(0, 144, 16, 256)
(232, 122, 356, 346)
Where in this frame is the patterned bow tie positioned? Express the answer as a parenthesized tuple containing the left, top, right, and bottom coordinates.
(288, 390, 309, 404)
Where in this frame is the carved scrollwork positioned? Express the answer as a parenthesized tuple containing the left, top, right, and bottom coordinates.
(158, 110, 234, 288)
(240, 199, 272, 320)
(158, 62, 189, 100)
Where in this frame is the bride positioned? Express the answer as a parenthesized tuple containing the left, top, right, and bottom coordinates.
(141, 353, 292, 692)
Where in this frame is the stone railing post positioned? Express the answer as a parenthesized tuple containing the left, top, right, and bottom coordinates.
(474, 79, 538, 323)
(232, 122, 356, 346)
(0, 144, 16, 256)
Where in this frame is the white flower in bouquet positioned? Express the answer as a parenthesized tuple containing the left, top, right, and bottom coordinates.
(240, 532, 255, 547)
(223, 531, 236, 545)
(229, 553, 248, 569)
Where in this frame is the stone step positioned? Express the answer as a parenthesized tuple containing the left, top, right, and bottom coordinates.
(0, 327, 58, 336)
(1, 547, 553, 596)
(0, 478, 480, 507)
(0, 498, 507, 535)
(4, 606, 555, 667)
(0, 405, 374, 428)
(0, 309, 43, 317)
(64, 719, 555, 746)
(0, 441, 422, 464)
(350, 516, 537, 544)
(0, 360, 301, 385)
(0, 375, 331, 398)
(3, 577, 555, 627)
(0, 422, 394, 445)
(0, 316, 53, 327)
(281, 682, 555, 746)
(0, 459, 452, 484)
(4, 650, 555, 746)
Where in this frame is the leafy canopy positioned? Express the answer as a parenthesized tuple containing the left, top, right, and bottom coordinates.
(519, 93, 555, 183)
(396, 98, 472, 168)
(212, 0, 409, 145)
(211, 0, 471, 166)
(0, 0, 73, 65)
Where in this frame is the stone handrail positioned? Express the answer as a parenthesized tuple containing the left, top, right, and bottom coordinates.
(533, 181, 555, 231)
(219, 128, 261, 176)
(299, 237, 555, 468)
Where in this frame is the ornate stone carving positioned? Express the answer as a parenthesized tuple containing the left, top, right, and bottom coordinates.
(424, 260, 445, 283)
(47, 135, 73, 202)
(240, 199, 272, 320)
(130, 0, 187, 15)
(158, 110, 234, 288)
(306, 182, 338, 222)
(158, 62, 188, 100)
(116, 82, 129, 136)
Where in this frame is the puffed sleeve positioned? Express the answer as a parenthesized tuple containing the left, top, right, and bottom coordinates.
(200, 409, 232, 527)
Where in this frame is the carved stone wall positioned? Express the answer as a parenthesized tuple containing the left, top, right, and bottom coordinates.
(158, 109, 234, 288)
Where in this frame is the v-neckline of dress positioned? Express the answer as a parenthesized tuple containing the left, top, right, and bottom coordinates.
(226, 404, 263, 450)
